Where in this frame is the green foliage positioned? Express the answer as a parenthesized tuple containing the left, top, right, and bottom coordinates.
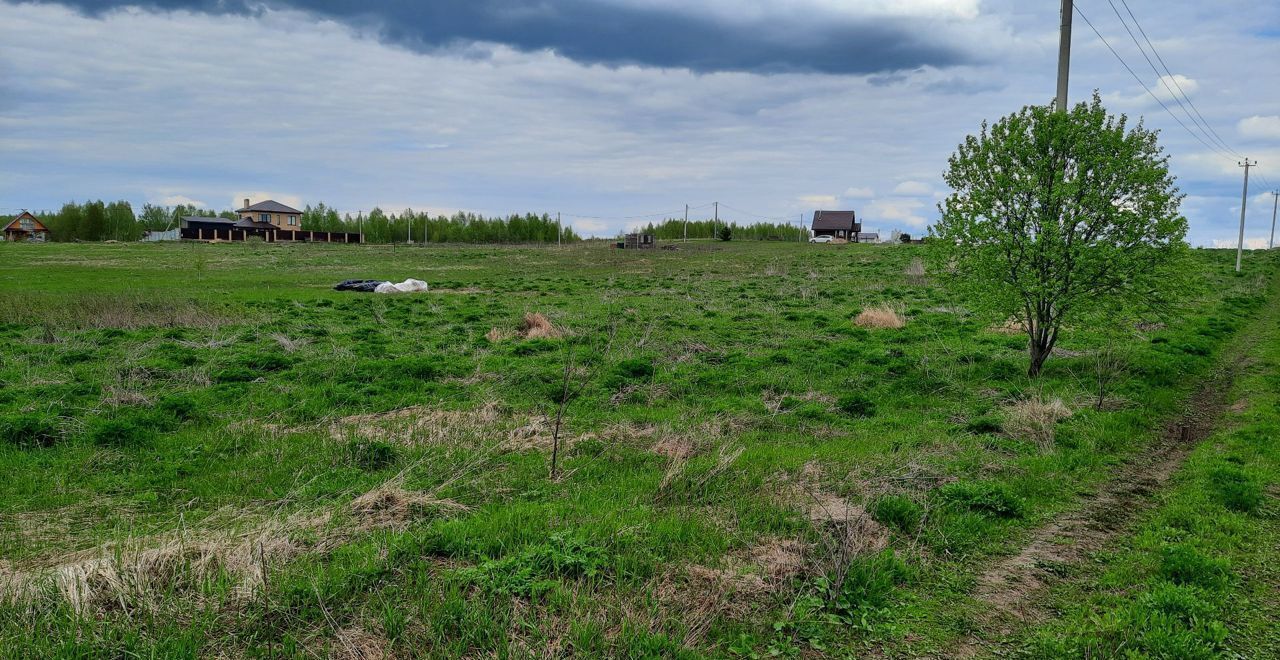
(1158, 544, 1231, 589)
(932, 93, 1189, 376)
(458, 534, 607, 598)
(836, 393, 877, 418)
(86, 413, 158, 448)
(0, 412, 60, 449)
(346, 439, 400, 471)
(1206, 463, 1263, 513)
(872, 495, 923, 533)
(939, 480, 1024, 518)
(717, 224, 734, 241)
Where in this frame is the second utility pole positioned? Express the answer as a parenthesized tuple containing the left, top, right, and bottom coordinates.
(1270, 191, 1278, 251)
(1236, 159, 1256, 272)
(1056, 0, 1073, 112)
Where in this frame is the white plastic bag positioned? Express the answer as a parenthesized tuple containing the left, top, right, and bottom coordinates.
(375, 278, 429, 294)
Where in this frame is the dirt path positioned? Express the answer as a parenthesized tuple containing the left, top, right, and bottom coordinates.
(955, 307, 1272, 657)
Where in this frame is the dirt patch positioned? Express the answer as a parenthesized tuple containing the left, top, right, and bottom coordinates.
(957, 321, 1264, 656)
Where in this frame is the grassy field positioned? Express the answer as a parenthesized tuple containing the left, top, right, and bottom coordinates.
(0, 240, 1276, 658)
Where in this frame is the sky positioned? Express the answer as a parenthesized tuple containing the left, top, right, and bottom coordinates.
(1, 0, 1278, 244)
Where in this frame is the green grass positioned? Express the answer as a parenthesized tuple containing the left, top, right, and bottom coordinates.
(1015, 290, 1280, 659)
(0, 240, 1275, 657)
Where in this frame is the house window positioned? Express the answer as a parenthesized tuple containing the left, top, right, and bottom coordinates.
(260, 213, 270, 223)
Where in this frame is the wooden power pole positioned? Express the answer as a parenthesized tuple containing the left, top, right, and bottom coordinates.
(1236, 159, 1256, 272)
(1056, 0, 1073, 112)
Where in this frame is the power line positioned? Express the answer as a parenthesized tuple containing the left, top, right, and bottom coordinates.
(1115, 0, 1243, 158)
(1103, 0, 1231, 159)
(1074, 4, 1237, 163)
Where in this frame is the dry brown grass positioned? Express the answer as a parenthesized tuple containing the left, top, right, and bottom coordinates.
(518, 312, 562, 339)
(0, 292, 235, 330)
(1003, 396, 1073, 451)
(905, 257, 927, 285)
(485, 327, 513, 343)
(988, 317, 1028, 335)
(328, 402, 507, 446)
(270, 333, 310, 352)
(485, 312, 563, 343)
(854, 304, 906, 329)
(0, 508, 326, 615)
(349, 483, 468, 532)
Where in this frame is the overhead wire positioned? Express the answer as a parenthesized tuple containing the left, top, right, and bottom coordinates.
(1074, 3, 1239, 163)
(1115, 0, 1243, 159)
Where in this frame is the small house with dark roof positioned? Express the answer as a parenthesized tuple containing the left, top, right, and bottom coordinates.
(811, 210, 861, 241)
(236, 198, 303, 230)
(3, 211, 50, 242)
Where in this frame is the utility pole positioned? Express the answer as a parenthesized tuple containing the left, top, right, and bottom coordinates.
(713, 202, 719, 238)
(1269, 190, 1278, 250)
(1056, 0, 1073, 112)
(1236, 159, 1256, 272)
(684, 204, 689, 243)
(557, 212, 561, 247)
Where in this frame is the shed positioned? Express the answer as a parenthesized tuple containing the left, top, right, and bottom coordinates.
(623, 233, 656, 250)
(811, 210, 861, 241)
(3, 212, 50, 242)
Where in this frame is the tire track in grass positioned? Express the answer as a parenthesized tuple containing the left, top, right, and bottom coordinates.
(955, 284, 1280, 657)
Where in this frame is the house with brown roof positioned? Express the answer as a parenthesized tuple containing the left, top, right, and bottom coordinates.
(3, 211, 50, 242)
(811, 210, 861, 241)
(236, 198, 303, 230)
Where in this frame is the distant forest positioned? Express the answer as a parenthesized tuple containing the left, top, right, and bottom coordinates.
(5, 201, 810, 243)
(637, 218, 811, 241)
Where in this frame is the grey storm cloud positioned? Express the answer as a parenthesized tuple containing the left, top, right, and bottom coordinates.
(35, 0, 975, 74)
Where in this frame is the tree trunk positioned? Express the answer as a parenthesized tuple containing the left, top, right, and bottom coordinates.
(1028, 339, 1050, 377)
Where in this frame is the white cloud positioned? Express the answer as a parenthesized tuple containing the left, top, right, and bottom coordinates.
(1238, 116, 1280, 141)
(156, 194, 208, 208)
(867, 199, 930, 229)
(892, 181, 933, 196)
(842, 186, 875, 199)
(799, 194, 839, 208)
(1151, 74, 1198, 103)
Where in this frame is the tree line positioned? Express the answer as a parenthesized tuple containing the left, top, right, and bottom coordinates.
(3, 202, 583, 244)
(6, 202, 819, 244)
(635, 218, 811, 241)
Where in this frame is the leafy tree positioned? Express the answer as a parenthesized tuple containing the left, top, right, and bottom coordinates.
(898, 233, 912, 244)
(931, 94, 1188, 377)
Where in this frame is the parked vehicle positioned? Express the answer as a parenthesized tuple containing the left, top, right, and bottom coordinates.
(809, 235, 833, 243)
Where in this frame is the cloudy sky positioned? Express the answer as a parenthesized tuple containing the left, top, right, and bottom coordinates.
(1, 0, 1278, 243)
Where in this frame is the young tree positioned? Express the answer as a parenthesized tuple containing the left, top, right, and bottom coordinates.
(717, 224, 733, 242)
(931, 94, 1188, 377)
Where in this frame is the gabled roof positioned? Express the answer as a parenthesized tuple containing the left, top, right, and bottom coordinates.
(237, 200, 302, 214)
(4, 211, 49, 232)
(812, 210, 858, 231)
